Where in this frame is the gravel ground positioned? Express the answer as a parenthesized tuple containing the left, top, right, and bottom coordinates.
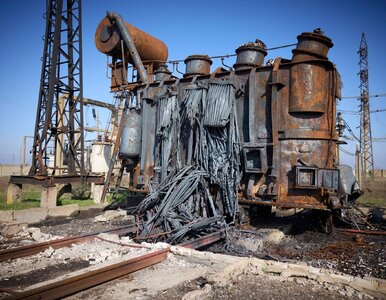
(156, 273, 362, 300)
(207, 209, 386, 280)
(0, 206, 384, 299)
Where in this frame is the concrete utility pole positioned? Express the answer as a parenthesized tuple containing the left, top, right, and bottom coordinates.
(358, 33, 374, 179)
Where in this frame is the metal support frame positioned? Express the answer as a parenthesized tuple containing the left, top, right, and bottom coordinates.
(358, 33, 374, 179)
(30, 0, 85, 176)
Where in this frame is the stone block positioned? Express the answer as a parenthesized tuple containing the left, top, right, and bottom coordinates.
(233, 236, 263, 252)
(14, 208, 48, 224)
(350, 277, 379, 292)
(0, 210, 14, 222)
(0, 221, 27, 237)
(282, 264, 310, 278)
(48, 204, 79, 218)
(91, 184, 104, 204)
(94, 209, 128, 222)
(41, 186, 58, 208)
(6, 184, 22, 204)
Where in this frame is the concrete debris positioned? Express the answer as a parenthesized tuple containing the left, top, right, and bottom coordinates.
(94, 209, 132, 222)
(27, 227, 41, 234)
(31, 230, 42, 242)
(120, 236, 134, 244)
(233, 236, 263, 252)
(175, 246, 386, 299)
(182, 283, 212, 300)
(43, 246, 55, 258)
(140, 242, 170, 250)
(97, 233, 121, 243)
(0, 221, 27, 237)
(0, 238, 149, 281)
(19, 239, 34, 246)
(256, 228, 285, 244)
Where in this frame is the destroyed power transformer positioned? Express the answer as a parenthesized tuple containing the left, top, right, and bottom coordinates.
(95, 15, 346, 221)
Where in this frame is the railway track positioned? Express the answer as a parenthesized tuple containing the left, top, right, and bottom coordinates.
(0, 225, 136, 263)
(0, 227, 224, 300)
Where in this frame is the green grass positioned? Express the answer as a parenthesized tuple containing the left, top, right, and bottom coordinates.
(357, 178, 386, 208)
(58, 198, 95, 206)
(0, 191, 96, 210)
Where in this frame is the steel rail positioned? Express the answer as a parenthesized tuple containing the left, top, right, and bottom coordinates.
(336, 228, 386, 236)
(7, 247, 169, 300)
(0, 230, 223, 299)
(0, 225, 136, 262)
(179, 231, 225, 249)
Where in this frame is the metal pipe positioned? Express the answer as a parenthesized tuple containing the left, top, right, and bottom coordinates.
(106, 12, 148, 84)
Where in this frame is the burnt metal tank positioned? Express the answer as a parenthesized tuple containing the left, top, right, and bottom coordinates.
(95, 17, 168, 68)
(184, 55, 212, 78)
(233, 40, 267, 70)
(120, 108, 142, 158)
(291, 28, 333, 62)
(154, 64, 172, 81)
(289, 29, 334, 114)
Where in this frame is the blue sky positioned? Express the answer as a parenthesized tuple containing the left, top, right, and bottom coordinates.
(0, 0, 385, 168)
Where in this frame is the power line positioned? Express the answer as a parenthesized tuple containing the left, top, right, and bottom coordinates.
(338, 108, 386, 114)
(341, 93, 386, 99)
(338, 146, 355, 156)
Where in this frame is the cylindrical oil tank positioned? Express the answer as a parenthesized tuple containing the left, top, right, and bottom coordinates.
(233, 40, 267, 70)
(91, 142, 112, 174)
(289, 29, 333, 114)
(289, 63, 328, 114)
(120, 108, 142, 158)
(184, 55, 212, 78)
(154, 64, 172, 81)
(95, 17, 168, 68)
(292, 28, 333, 63)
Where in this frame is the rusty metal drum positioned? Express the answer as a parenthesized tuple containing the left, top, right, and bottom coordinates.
(184, 55, 212, 78)
(292, 29, 333, 62)
(289, 63, 328, 114)
(95, 17, 168, 68)
(233, 40, 267, 70)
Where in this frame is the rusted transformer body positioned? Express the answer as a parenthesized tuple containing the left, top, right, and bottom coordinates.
(95, 21, 342, 212)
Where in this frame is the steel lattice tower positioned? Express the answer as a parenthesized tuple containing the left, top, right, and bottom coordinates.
(358, 33, 374, 177)
(30, 0, 84, 176)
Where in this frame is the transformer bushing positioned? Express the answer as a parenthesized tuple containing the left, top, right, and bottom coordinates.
(184, 55, 212, 78)
(291, 28, 334, 62)
(233, 40, 267, 70)
(154, 64, 172, 81)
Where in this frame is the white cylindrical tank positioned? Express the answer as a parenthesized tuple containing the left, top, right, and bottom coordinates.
(91, 142, 112, 174)
(120, 108, 142, 158)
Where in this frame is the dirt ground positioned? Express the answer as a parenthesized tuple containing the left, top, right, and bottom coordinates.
(155, 273, 360, 300)
(208, 209, 386, 280)
(0, 206, 385, 299)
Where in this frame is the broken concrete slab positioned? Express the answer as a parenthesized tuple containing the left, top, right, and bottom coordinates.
(94, 209, 130, 222)
(0, 221, 27, 237)
(13, 207, 48, 224)
(48, 204, 79, 218)
(171, 246, 386, 299)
